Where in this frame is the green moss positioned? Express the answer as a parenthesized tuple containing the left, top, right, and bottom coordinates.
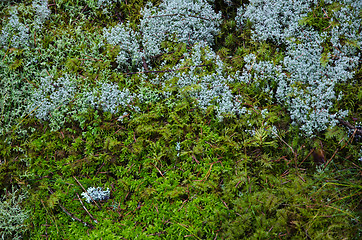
(0, 0, 361, 239)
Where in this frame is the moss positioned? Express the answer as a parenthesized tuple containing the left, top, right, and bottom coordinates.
(0, 0, 361, 239)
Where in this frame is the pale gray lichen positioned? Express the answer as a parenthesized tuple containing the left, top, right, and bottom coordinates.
(81, 187, 110, 203)
(0, 8, 30, 49)
(0, 187, 29, 240)
(32, 0, 51, 30)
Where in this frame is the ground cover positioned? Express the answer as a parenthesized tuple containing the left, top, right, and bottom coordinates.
(0, 0, 361, 239)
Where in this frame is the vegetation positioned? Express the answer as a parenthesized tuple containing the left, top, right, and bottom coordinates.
(0, 0, 361, 239)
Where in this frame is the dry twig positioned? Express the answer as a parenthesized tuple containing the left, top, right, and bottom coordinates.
(337, 118, 362, 136)
(73, 176, 101, 210)
(48, 188, 94, 229)
(76, 193, 98, 224)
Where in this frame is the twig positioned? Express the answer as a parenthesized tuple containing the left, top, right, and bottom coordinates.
(221, 199, 229, 209)
(298, 148, 314, 167)
(23, 77, 38, 88)
(323, 23, 332, 31)
(58, 201, 95, 228)
(52, 0, 57, 15)
(95, 162, 106, 176)
(2, 48, 11, 61)
(337, 118, 362, 136)
(147, 231, 166, 236)
(147, 13, 214, 21)
(178, 199, 188, 211)
(76, 193, 98, 224)
(247, 55, 257, 74)
(323, 147, 339, 170)
(75, 5, 88, 22)
(150, 162, 165, 178)
(351, 162, 362, 170)
(48, 189, 94, 229)
(45, 69, 51, 77)
(271, 130, 298, 167)
(113, 126, 126, 135)
(73, 176, 101, 210)
(322, 8, 329, 18)
(84, 54, 103, 62)
(198, 162, 219, 182)
(192, 155, 200, 164)
(142, 57, 149, 71)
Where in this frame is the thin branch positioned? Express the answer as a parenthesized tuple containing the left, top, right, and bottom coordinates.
(247, 55, 257, 74)
(337, 118, 362, 135)
(147, 13, 214, 21)
(23, 77, 38, 88)
(76, 193, 98, 224)
(84, 54, 103, 62)
(58, 201, 94, 228)
(73, 176, 101, 210)
(298, 148, 314, 167)
(323, 119, 361, 169)
(2, 47, 11, 61)
(323, 147, 339, 170)
(150, 162, 165, 178)
(48, 189, 94, 229)
(142, 57, 149, 71)
(271, 130, 298, 168)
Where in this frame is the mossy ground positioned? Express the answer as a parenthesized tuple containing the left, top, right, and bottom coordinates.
(0, 0, 361, 239)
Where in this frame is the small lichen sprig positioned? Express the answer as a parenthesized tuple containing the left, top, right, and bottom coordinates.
(0, 8, 30, 49)
(32, 0, 51, 30)
(27, 75, 78, 130)
(103, 22, 143, 71)
(81, 187, 110, 203)
(0, 187, 29, 240)
(236, 0, 315, 44)
(140, 0, 222, 56)
(84, 81, 140, 121)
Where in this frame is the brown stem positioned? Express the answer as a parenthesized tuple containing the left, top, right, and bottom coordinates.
(142, 57, 149, 71)
(76, 193, 98, 224)
(147, 13, 214, 21)
(73, 176, 101, 210)
(48, 188, 94, 229)
(337, 118, 362, 135)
